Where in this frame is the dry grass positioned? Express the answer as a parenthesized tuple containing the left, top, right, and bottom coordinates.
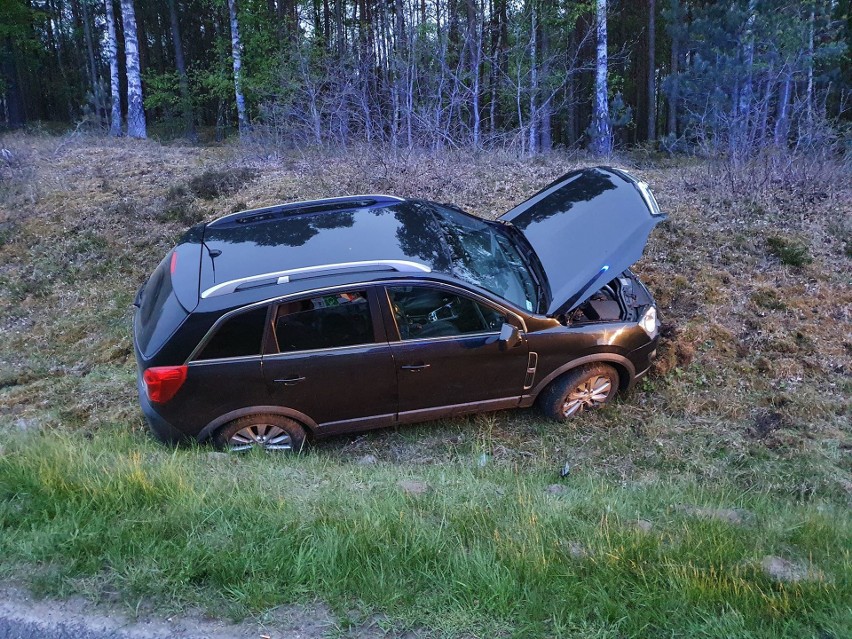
(0, 131, 850, 496)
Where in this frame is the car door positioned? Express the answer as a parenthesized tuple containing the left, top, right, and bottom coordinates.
(262, 287, 398, 434)
(383, 284, 529, 422)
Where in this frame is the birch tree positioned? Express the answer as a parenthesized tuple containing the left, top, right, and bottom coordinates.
(120, 0, 147, 138)
(590, 0, 612, 155)
(104, 0, 122, 136)
(528, 0, 538, 155)
(227, 0, 249, 137)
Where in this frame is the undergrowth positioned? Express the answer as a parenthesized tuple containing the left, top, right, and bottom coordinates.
(0, 132, 849, 637)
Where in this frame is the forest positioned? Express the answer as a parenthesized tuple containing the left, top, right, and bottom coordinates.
(1, 0, 850, 159)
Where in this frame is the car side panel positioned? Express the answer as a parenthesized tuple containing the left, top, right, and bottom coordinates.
(524, 323, 651, 397)
(262, 343, 398, 429)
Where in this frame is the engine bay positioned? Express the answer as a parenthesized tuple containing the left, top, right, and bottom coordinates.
(564, 270, 650, 326)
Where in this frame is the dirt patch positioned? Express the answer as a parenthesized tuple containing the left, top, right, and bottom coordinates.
(676, 505, 755, 526)
(760, 556, 825, 583)
(0, 583, 404, 639)
(398, 480, 430, 495)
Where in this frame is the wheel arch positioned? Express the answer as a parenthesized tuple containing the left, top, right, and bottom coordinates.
(530, 353, 635, 401)
(197, 406, 319, 443)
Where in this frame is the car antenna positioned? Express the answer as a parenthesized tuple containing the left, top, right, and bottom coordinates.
(203, 242, 221, 278)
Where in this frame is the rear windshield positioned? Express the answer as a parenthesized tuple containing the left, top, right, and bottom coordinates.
(136, 253, 189, 358)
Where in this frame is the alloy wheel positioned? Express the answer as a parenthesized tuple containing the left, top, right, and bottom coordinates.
(227, 423, 293, 452)
(562, 375, 612, 417)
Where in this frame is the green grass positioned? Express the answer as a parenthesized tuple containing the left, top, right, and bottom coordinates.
(0, 426, 849, 637)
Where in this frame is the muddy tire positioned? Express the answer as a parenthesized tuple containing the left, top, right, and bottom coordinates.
(213, 414, 307, 453)
(538, 364, 620, 421)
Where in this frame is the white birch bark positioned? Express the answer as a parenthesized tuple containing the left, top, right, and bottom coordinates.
(774, 64, 792, 146)
(528, 1, 538, 155)
(806, 7, 814, 127)
(591, 0, 612, 155)
(120, 0, 146, 138)
(104, 0, 122, 136)
(227, 0, 249, 138)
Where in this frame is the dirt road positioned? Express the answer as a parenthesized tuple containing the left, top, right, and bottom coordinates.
(0, 585, 354, 639)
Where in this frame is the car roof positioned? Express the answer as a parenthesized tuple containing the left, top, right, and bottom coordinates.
(196, 196, 461, 308)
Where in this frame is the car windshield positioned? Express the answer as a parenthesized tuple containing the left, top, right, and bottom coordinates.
(431, 204, 541, 312)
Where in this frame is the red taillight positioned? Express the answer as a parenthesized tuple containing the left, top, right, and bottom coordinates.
(143, 365, 187, 403)
(169, 251, 178, 274)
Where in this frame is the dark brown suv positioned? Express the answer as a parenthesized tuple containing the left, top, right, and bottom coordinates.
(133, 167, 665, 452)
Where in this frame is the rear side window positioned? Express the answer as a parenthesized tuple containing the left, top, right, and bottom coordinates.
(196, 306, 269, 360)
(274, 291, 373, 352)
(136, 253, 189, 357)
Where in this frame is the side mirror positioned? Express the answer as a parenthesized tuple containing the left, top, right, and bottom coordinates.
(498, 322, 521, 350)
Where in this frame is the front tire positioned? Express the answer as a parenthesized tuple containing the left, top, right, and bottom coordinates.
(213, 414, 307, 453)
(538, 364, 620, 421)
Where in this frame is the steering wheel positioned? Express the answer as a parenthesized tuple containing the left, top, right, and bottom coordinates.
(428, 299, 456, 323)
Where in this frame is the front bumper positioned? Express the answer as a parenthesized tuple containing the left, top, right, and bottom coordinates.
(627, 335, 659, 389)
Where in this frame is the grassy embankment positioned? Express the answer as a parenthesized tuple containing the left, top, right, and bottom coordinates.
(0, 133, 850, 637)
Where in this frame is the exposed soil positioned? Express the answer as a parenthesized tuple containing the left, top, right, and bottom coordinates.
(0, 583, 390, 639)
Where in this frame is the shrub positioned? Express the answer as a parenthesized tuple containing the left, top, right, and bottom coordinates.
(766, 236, 812, 267)
(188, 167, 258, 199)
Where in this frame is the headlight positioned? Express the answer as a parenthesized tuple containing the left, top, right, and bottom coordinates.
(639, 306, 658, 337)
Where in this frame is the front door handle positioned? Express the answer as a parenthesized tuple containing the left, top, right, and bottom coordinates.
(273, 375, 306, 386)
(400, 363, 431, 371)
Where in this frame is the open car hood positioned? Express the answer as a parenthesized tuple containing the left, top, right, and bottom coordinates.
(500, 167, 666, 317)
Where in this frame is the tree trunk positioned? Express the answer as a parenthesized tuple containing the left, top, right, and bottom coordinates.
(590, 0, 612, 155)
(735, 0, 757, 158)
(335, 0, 344, 57)
(104, 0, 122, 136)
(121, 0, 147, 138)
(227, 0, 249, 138)
(667, 0, 679, 138)
(528, 1, 538, 155)
(167, 0, 196, 140)
(774, 64, 792, 147)
(1, 38, 26, 128)
(81, 0, 104, 125)
(539, 6, 551, 151)
(467, 0, 481, 149)
(806, 7, 815, 127)
(647, 0, 656, 142)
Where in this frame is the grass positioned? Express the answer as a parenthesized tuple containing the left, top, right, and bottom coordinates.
(1, 425, 849, 638)
(0, 132, 850, 636)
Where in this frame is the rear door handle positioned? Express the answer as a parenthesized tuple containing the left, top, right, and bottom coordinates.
(400, 364, 431, 371)
(273, 375, 306, 385)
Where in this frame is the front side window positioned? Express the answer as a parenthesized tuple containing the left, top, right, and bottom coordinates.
(274, 290, 373, 352)
(388, 286, 504, 340)
(196, 306, 269, 360)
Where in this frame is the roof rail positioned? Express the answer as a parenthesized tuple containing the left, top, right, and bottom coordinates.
(207, 194, 405, 227)
(201, 259, 431, 299)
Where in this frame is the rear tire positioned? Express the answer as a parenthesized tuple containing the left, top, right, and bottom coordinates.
(538, 364, 620, 421)
(213, 414, 307, 453)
